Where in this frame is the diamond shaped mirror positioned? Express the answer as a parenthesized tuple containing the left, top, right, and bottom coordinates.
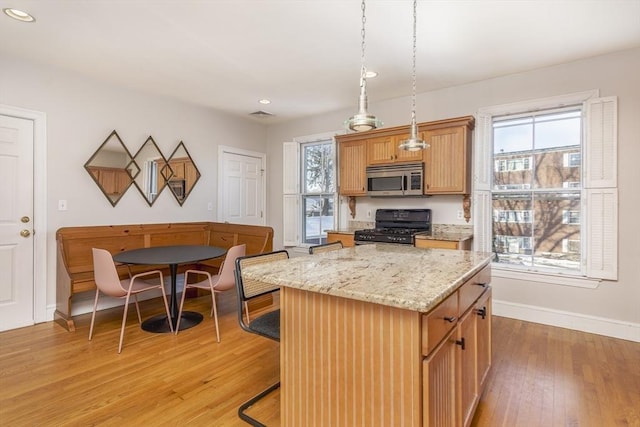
(166, 141, 200, 206)
(84, 130, 138, 206)
(132, 136, 168, 206)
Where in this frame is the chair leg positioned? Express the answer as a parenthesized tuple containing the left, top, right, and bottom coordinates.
(244, 301, 250, 324)
(175, 284, 189, 334)
(118, 294, 132, 353)
(160, 282, 174, 334)
(238, 381, 280, 427)
(133, 294, 142, 324)
(211, 291, 220, 343)
(88, 289, 100, 341)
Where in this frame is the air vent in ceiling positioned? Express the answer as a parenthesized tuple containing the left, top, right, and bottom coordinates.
(249, 110, 274, 118)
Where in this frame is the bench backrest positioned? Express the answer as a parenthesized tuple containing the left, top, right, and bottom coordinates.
(56, 222, 273, 279)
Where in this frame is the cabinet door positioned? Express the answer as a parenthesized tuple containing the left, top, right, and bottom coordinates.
(338, 140, 367, 195)
(169, 159, 186, 179)
(367, 135, 396, 165)
(423, 329, 457, 427)
(415, 239, 460, 250)
(424, 126, 469, 194)
(476, 289, 492, 393)
(458, 308, 478, 427)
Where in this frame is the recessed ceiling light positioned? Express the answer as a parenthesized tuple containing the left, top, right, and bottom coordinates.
(365, 70, 378, 78)
(259, 99, 271, 105)
(3, 8, 36, 22)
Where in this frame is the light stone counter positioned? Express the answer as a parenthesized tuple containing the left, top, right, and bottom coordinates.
(242, 244, 492, 313)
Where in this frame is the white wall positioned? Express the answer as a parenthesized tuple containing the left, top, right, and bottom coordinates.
(0, 55, 267, 312)
(266, 48, 640, 335)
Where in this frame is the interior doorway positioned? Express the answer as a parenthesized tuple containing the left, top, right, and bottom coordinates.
(0, 105, 47, 331)
(217, 146, 266, 226)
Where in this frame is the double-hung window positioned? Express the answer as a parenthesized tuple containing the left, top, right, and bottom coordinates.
(473, 92, 618, 283)
(283, 136, 337, 247)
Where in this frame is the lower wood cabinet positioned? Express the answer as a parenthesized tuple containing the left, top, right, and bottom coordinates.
(422, 268, 492, 427)
(326, 232, 354, 247)
(280, 264, 491, 426)
(415, 238, 472, 250)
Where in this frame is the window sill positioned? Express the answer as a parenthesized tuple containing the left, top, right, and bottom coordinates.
(491, 264, 601, 289)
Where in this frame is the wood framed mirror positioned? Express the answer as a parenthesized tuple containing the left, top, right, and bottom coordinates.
(132, 136, 168, 206)
(166, 141, 200, 206)
(84, 130, 138, 206)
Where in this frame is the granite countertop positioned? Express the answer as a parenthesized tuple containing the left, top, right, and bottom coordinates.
(241, 244, 492, 313)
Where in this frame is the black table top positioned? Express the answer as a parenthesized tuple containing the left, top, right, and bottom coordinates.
(113, 245, 226, 265)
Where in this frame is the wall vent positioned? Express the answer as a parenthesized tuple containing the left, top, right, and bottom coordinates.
(249, 110, 275, 118)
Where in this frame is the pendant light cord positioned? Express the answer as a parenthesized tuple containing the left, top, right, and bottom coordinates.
(410, 0, 417, 127)
(360, 0, 367, 85)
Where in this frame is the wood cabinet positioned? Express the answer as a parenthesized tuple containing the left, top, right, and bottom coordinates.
(335, 117, 474, 202)
(367, 133, 423, 165)
(415, 238, 473, 250)
(326, 232, 354, 247)
(421, 265, 491, 427)
(423, 123, 472, 194)
(338, 140, 367, 195)
(280, 262, 491, 426)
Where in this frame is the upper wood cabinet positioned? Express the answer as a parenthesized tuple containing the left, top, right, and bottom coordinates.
(338, 139, 367, 196)
(335, 116, 474, 197)
(367, 133, 423, 165)
(422, 120, 473, 194)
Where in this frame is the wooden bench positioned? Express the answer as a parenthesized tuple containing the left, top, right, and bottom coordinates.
(55, 221, 273, 331)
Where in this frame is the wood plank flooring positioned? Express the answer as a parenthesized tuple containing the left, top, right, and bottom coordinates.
(1, 291, 638, 426)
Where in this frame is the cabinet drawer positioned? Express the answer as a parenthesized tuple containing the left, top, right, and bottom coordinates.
(458, 264, 491, 316)
(415, 239, 459, 250)
(422, 291, 459, 356)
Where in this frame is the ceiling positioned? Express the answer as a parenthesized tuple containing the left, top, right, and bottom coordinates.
(1, 1, 639, 125)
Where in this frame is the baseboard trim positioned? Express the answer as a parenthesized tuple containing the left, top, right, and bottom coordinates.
(493, 299, 640, 343)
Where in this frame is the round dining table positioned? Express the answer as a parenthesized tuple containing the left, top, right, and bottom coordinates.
(113, 245, 227, 333)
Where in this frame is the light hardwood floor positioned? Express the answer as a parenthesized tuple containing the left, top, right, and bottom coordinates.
(1, 291, 638, 426)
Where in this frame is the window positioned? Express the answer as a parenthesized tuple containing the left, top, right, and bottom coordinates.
(474, 93, 618, 282)
(492, 108, 582, 272)
(300, 141, 335, 245)
(282, 136, 337, 247)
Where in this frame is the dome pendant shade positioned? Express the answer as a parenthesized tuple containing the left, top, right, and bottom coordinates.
(347, 77, 380, 132)
(398, 122, 427, 151)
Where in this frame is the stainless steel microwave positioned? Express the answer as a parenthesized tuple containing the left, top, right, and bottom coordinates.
(366, 162, 424, 197)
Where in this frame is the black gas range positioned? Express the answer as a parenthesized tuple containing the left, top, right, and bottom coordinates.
(354, 209, 432, 245)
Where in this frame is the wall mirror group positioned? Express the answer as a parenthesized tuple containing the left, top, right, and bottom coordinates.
(85, 130, 200, 206)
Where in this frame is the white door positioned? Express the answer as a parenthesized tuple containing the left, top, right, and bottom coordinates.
(218, 148, 265, 225)
(0, 114, 35, 331)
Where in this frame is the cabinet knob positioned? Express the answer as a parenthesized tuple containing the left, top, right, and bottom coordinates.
(444, 316, 457, 323)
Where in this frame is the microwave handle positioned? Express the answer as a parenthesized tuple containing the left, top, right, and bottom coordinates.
(402, 175, 407, 194)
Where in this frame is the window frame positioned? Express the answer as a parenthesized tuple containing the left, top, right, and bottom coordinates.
(282, 132, 339, 248)
(473, 90, 618, 287)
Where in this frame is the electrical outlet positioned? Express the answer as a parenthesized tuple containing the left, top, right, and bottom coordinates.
(457, 210, 463, 220)
(207, 202, 213, 211)
(58, 200, 68, 211)
(367, 210, 372, 218)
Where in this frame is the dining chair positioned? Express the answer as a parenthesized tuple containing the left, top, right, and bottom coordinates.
(234, 250, 289, 427)
(308, 240, 343, 254)
(89, 248, 173, 353)
(176, 244, 246, 341)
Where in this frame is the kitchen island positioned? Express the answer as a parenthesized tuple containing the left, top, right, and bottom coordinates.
(242, 244, 493, 427)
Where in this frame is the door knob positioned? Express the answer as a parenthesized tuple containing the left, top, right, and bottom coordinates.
(20, 229, 31, 237)
(21, 216, 30, 223)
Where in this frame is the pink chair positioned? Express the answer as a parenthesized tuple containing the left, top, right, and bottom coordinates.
(176, 244, 246, 341)
(89, 248, 173, 353)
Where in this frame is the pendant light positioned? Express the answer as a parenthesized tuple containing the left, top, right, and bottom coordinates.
(399, 0, 428, 151)
(346, 0, 381, 132)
